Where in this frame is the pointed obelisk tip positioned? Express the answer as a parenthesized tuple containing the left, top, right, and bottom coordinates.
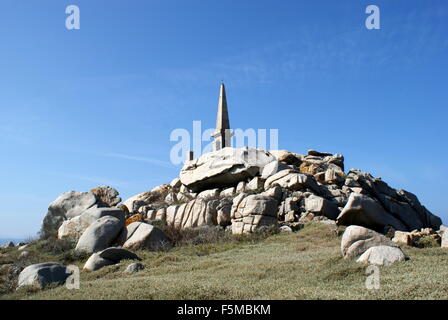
(220, 82, 226, 97)
(212, 81, 231, 151)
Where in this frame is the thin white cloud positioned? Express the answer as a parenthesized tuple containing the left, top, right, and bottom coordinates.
(153, 6, 448, 89)
(101, 152, 177, 169)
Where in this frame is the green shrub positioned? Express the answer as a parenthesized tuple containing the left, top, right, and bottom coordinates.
(413, 236, 441, 248)
(60, 250, 90, 264)
(35, 238, 76, 255)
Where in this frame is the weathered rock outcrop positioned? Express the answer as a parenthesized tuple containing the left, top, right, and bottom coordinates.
(123, 222, 172, 251)
(231, 194, 278, 234)
(90, 186, 121, 207)
(261, 186, 283, 201)
(392, 228, 441, 247)
(337, 170, 442, 232)
(83, 247, 140, 272)
(341, 225, 398, 259)
(122, 184, 171, 214)
(41, 191, 97, 238)
(442, 236, 448, 249)
(216, 198, 232, 226)
(58, 206, 125, 240)
(337, 193, 408, 233)
(278, 196, 300, 222)
(75, 216, 124, 253)
(264, 169, 321, 194)
(300, 150, 344, 174)
(269, 150, 303, 166)
(197, 188, 220, 200)
(261, 160, 291, 179)
(356, 246, 406, 266)
(166, 198, 220, 230)
(304, 195, 339, 220)
(180, 147, 275, 192)
(39, 147, 442, 239)
(17, 262, 71, 289)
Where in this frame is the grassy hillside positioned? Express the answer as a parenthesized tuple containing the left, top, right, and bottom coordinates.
(2, 223, 448, 300)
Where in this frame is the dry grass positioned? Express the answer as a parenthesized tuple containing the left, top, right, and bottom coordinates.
(2, 222, 448, 300)
(156, 221, 279, 248)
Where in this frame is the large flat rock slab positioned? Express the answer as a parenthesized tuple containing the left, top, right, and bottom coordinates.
(180, 147, 275, 192)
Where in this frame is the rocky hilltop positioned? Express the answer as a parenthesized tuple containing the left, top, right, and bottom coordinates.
(4, 147, 445, 291)
(42, 147, 442, 239)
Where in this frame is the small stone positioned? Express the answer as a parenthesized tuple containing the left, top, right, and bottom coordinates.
(19, 251, 31, 260)
(279, 225, 292, 233)
(124, 262, 145, 274)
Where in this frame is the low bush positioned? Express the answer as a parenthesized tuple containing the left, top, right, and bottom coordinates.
(60, 250, 90, 264)
(413, 236, 441, 248)
(157, 223, 280, 249)
(34, 238, 76, 255)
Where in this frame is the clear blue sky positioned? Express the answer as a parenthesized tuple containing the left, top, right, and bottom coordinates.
(0, 0, 447, 238)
